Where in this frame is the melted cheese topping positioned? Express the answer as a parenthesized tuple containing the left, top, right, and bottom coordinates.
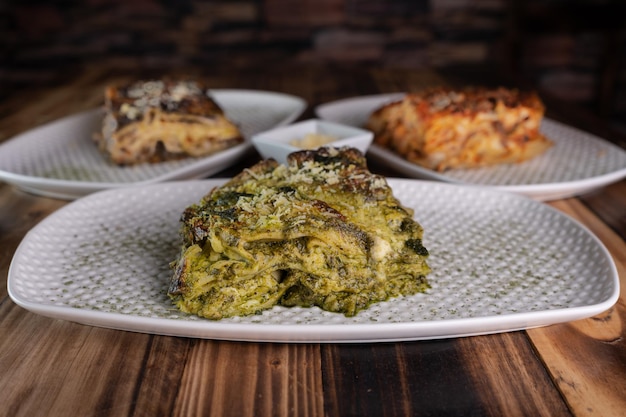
(367, 87, 553, 171)
(169, 147, 430, 319)
(96, 79, 243, 165)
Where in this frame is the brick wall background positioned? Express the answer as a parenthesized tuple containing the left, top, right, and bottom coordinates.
(1, 0, 625, 127)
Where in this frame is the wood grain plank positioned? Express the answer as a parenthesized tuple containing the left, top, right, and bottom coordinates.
(579, 180, 626, 241)
(528, 198, 626, 417)
(130, 336, 194, 417)
(172, 341, 323, 417)
(457, 332, 572, 417)
(528, 322, 626, 417)
(0, 303, 151, 417)
(321, 341, 489, 417)
(0, 185, 66, 297)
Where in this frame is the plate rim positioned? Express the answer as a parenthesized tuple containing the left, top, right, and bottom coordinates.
(7, 178, 620, 343)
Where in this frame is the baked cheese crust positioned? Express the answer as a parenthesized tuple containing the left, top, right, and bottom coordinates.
(96, 79, 243, 165)
(367, 87, 552, 171)
(168, 147, 431, 319)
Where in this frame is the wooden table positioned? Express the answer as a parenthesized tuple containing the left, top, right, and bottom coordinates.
(1, 66, 625, 417)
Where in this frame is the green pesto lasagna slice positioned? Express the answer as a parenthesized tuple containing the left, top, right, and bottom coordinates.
(168, 147, 431, 319)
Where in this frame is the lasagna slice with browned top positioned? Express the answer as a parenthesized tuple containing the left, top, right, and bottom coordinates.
(367, 87, 552, 171)
(168, 147, 431, 319)
(96, 79, 243, 165)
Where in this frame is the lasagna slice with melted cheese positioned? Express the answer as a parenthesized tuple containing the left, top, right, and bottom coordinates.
(96, 79, 243, 165)
(367, 87, 552, 171)
(168, 147, 431, 319)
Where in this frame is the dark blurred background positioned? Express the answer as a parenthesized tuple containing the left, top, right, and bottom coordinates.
(1, 0, 625, 130)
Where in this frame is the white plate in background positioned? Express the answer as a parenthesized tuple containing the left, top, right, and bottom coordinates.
(8, 179, 619, 343)
(316, 93, 626, 201)
(0, 90, 306, 199)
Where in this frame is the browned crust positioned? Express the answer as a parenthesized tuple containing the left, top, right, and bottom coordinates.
(367, 87, 553, 171)
(95, 79, 243, 165)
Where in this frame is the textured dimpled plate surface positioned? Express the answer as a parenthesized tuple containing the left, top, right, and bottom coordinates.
(8, 180, 619, 342)
(431, 119, 626, 186)
(0, 90, 306, 199)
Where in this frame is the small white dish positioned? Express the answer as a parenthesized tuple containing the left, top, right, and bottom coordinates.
(252, 119, 373, 164)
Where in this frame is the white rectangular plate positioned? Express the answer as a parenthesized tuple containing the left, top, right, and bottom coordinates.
(8, 179, 619, 343)
(315, 93, 626, 201)
(0, 90, 306, 199)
